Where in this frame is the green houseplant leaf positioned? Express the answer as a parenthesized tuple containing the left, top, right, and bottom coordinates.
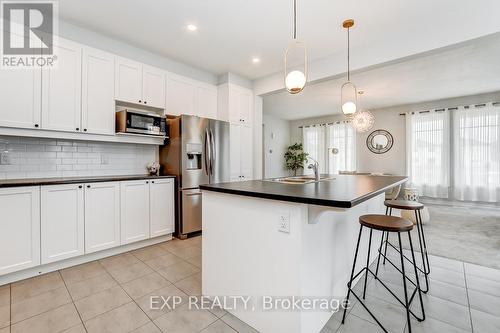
(284, 143, 308, 176)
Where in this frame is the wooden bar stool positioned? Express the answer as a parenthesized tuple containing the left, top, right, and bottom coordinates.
(376, 200, 430, 293)
(342, 215, 425, 333)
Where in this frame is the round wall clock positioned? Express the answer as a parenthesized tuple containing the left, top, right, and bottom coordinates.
(366, 129, 394, 154)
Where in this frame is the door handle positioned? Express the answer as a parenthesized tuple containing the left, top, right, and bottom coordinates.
(204, 129, 210, 176)
(209, 129, 215, 175)
(185, 193, 201, 197)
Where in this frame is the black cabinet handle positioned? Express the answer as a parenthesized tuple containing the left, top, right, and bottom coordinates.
(34, 124, 39, 128)
(146, 181, 149, 184)
(139, 100, 142, 103)
(152, 181, 155, 184)
(76, 128, 79, 131)
(83, 129, 87, 132)
(86, 185, 90, 188)
(144, 101, 147, 104)
(78, 185, 82, 189)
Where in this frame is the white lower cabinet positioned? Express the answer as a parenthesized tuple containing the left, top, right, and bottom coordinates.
(150, 178, 175, 237)
(0, 187, 40, 275)
(41, 184, 85, 264)
(120, 180, 151, 245)
(84, 182, 120, 253)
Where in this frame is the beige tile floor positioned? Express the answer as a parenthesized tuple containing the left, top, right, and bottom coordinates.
(1, 235, 499, 333)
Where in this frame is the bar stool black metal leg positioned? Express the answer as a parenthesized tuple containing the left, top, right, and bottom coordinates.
(418, 209, 431, 275)
(375, 231, 385, 276)
(398, 232, 412, 333)
(363, 229, 373, 299)
(413, 210, 429, 293)
(382, 208, 393, 265)
(408, 231, 425, 322)
(342, 225, 364, 324)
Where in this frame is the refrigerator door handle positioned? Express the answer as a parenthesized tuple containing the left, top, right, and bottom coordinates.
(209, 129, 215, 175)
(204, 129, 210, 176)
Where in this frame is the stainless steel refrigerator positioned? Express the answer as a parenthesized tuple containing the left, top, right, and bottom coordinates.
(159, 115, 230, 238)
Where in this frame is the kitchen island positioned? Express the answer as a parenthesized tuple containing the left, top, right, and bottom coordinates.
(200, 174, 407, 333)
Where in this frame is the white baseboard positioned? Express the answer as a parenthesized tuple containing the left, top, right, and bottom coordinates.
(0, 234, 172, 286)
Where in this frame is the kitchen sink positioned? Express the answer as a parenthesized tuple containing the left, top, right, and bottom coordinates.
(266, 176, 334, 184)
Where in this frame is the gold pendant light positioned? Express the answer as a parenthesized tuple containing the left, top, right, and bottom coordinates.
(284, 0, 307, 94)
(341, 19, 357, 115)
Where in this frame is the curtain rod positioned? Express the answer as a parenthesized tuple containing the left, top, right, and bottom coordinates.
(298, 120, 350, 129)
(398, 101, 500, 116)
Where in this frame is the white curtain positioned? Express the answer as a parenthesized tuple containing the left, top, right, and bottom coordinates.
(406, 110, 450, 198)
(327, 122, 356, 174)
(302, 125, 326, 174)
(453, 104, 500, 202)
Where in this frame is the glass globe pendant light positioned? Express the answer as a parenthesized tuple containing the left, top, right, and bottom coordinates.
(351, 90, 375, 133)
(284, 0, 307, 94)
(341, 19, 357, 115)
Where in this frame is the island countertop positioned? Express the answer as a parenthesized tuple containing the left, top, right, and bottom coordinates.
(200, 174, 407, 208)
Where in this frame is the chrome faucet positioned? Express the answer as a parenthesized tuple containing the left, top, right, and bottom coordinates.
(307, 157, 320, 182)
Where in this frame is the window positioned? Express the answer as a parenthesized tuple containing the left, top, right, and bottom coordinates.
(302, 122, 356, 175)
(453, 104, 500, 202)
(406, 103, 500, 202)
(406, 110, 450, 198)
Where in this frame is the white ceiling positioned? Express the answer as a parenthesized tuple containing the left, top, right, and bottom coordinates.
(263, 33, 500, 120)
(59, 0, 500, 80)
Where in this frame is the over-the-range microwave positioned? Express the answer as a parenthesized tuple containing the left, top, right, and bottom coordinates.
(116, 109, 167, 136)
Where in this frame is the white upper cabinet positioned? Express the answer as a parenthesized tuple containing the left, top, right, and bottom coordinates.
(196, 84, 218, 119)
(41, 184, 85, 264)
(143, 65, 166, 109)
(0, 187, 40, 276)
(115, 58, 166, 108)
(41, 38, 82, 132)
(115, 57, 143, 104)
(82, 47, 115, 135)
(84, 182, 121, 254)
(166, 73, 195, 116)
(219, 83, 253, 125)
(0, 66, 41, 129)
(120, 180, 150, 245)
(149, 178, 175, 237)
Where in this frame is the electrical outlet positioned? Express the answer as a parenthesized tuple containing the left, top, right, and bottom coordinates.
(278, 213, 290, 233)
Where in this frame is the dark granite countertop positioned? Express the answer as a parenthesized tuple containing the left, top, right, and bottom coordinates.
(0, 174, 175, 188)
(200, 174, 407, 208)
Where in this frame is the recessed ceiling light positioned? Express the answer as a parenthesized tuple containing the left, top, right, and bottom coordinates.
(187, 24, 198, 32)
(252, 57, 260, 64)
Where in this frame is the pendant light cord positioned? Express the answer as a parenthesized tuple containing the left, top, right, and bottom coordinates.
(293, 0, 297, 40)
(347, 27, 350, 81)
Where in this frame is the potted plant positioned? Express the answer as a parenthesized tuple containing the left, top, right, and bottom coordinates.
(284, 143, 308, 176)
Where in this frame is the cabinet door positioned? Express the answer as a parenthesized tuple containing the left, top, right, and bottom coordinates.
(196, 84, 218, 119)
(240, 124, 253, 180)
(228, 86, 241, 123)
(41, 184, 84, 264)
(115, 57, 142, 104)
(149, 179, 174, 237)
(142, 65, 166, 109)
(0, 187, 40, 275)
(166, 74, 195, 116)
(84, 182, 120, 253)
(239, 89, 253, 124)
(0, 67, 41, 129)
(229, 123, 241, 181)
(41, 38, 82, 132)
(82, 47, 115, 135)
(120, 180, 150, 244)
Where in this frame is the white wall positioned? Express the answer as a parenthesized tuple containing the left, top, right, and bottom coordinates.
(262, 114, 291, 178)
(289, 91, 500, 175)
(0, 136, 156, 179)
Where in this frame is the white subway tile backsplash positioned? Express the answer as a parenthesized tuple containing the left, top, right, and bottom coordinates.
(0, 136, 157, 179)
